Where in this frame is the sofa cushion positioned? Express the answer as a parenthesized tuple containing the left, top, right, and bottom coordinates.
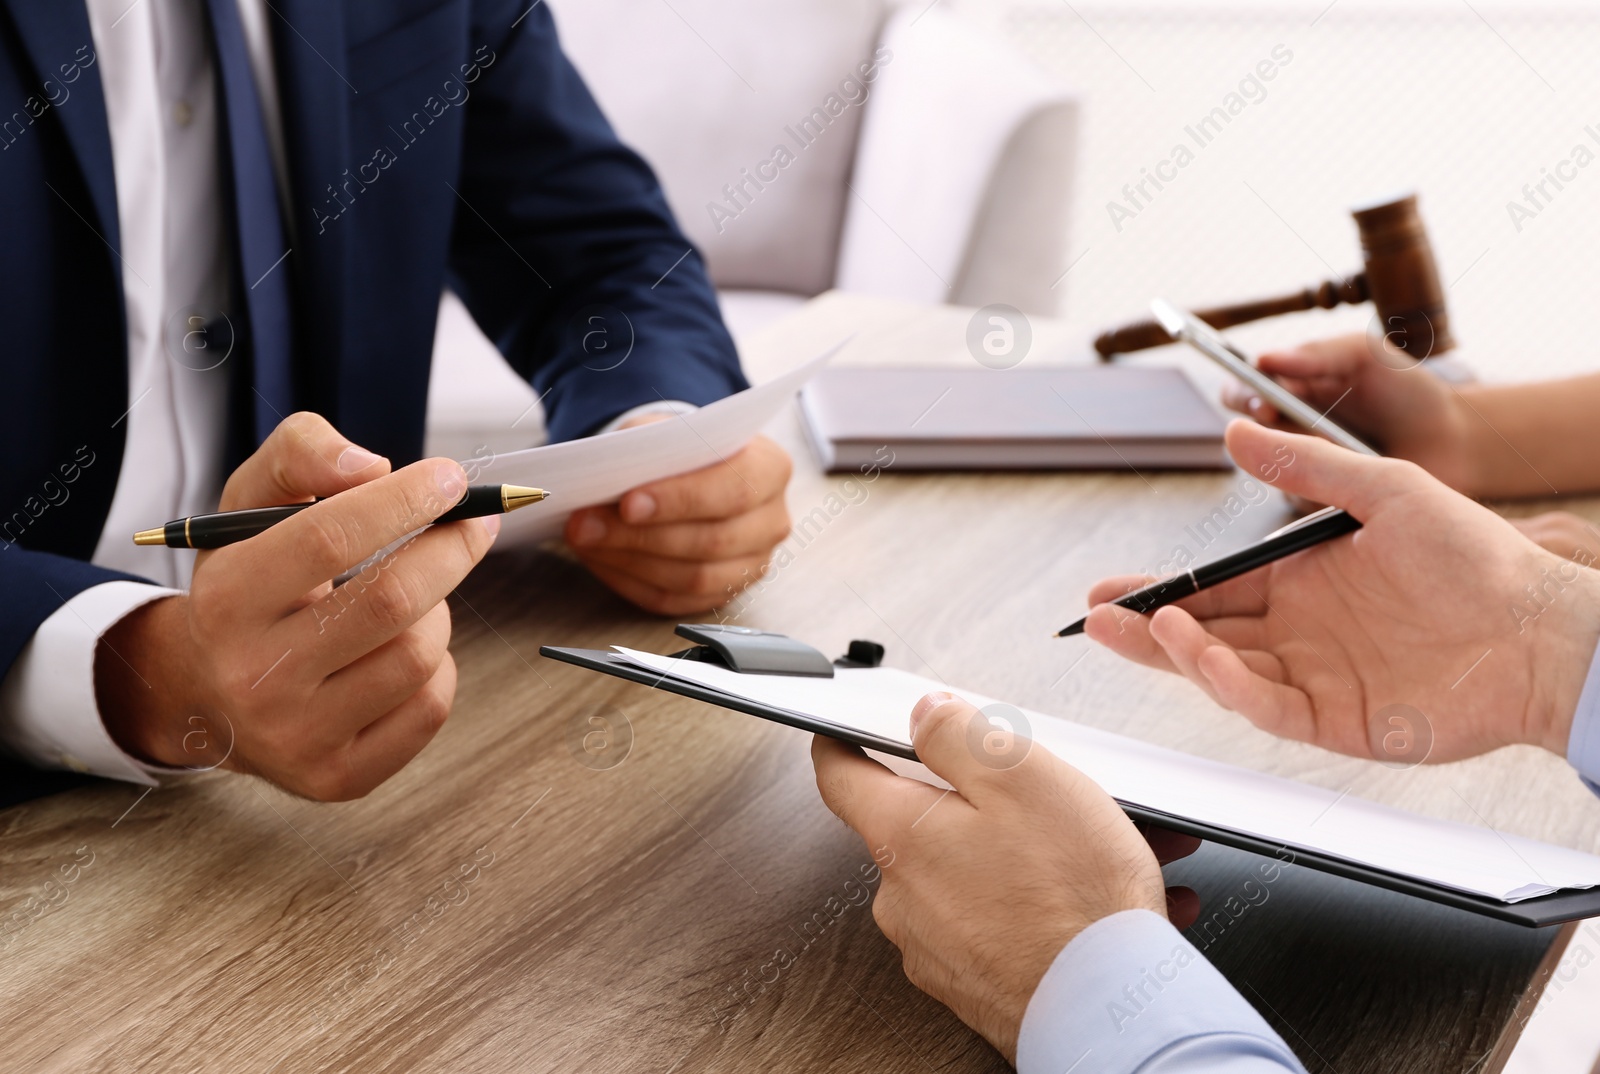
(546, 0, 888, 295)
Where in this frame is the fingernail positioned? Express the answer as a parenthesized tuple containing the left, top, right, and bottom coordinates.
(622, 492, 657, 524)
(910, 691, 956, 734)
(571, 514, 606, 546)
(1248, 396, 1264, 413)
(337, 445, 385, 473)
(481, 514, 501, 538)
(435, 461, 467, 502)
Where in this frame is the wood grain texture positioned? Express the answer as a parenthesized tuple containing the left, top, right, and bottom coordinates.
(1, 291, 1595, 1073)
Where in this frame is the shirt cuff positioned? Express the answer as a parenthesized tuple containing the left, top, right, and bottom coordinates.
(1565, 633, 1600, 795)
(0, 581, 183, 786)
(595, 400, 697, 435)
(1017, 909, 1306, 1074)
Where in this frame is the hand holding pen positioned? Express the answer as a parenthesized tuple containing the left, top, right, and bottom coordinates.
(1075, 421, 1600, 765)
(1057, 505, 1359, 637)
(97, 415, 521, 802)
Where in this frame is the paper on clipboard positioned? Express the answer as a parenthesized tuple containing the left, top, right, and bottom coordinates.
(470, 342, 843, 547)
(609, 646, 1600, 905)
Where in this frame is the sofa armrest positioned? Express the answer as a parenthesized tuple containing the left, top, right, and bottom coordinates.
(951, 100, 1080, 316)
(834, 3, 1078, 315)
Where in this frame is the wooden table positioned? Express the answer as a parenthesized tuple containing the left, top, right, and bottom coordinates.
(3, 292, 1597, 1073)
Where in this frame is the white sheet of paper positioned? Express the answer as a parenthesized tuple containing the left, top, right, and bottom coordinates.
(471, 342, 843, 547)
(612, 647, 1600, 903)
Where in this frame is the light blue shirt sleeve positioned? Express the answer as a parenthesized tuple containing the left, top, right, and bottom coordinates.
(1016, 910, 1307, 1074)
(1565, 634, 1600, 795)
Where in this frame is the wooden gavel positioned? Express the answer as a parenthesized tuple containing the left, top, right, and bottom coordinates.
(1093, 192, 1455, 361)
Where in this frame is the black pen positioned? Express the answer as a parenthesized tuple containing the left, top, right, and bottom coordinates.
(133, 484, 550, 550)
(1056, 505, 1362, 637)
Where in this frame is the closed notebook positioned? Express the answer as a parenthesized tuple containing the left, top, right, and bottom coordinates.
(799, 366, 1229, 471)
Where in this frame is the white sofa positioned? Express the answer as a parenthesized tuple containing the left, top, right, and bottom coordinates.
(424, 0, 1079, 461)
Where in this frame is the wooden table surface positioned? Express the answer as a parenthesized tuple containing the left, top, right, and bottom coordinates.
(3, 292, 1598, 1074)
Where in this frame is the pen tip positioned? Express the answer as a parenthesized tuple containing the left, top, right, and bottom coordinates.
(500, 486, 549, 511)
(132, 528, 166, 546)
(1055, 621, 1086, 638)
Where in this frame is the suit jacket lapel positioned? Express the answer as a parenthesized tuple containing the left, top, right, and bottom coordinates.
(2, 0, 122, 279)
(264, 0, 350, 422)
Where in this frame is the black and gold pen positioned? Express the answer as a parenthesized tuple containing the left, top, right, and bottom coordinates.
(132, 484, 550, 550)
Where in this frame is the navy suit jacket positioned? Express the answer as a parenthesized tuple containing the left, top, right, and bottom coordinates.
(0, 0, 746, 806)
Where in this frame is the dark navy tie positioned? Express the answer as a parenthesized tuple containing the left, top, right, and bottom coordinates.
(204, 0, 296, 445)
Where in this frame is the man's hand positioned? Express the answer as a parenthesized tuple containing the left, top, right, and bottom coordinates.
(812, 694, 1199, 1063)
(1234, 334, 1600, 557)
(1224, 332, 1476, 493)
(96, 413, 499, 800)
(1085, 420, 1600, 764)
(565, 416, 791, 616)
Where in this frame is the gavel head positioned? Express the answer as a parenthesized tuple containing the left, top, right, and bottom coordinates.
(1351, 192, 1454, 360)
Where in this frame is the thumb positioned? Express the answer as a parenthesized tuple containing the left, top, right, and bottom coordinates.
(1225, 418, 1417, 520)
(218, 412, 392, 512)
(909, 692, 1031, 794)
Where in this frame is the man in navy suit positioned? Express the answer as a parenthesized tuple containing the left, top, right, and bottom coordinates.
(0, 0, 792, 806)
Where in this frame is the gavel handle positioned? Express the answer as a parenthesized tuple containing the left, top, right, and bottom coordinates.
(1092, 274, 1369, 360)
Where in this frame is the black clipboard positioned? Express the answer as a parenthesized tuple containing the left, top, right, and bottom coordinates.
(541, 644, 1600, 928)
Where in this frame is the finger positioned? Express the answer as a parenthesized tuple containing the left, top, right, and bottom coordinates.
(291, 512, 495, 674)
(320, 655, 458, 801)
(1147, 609, 1294, 694)
(1224, 419, 1418, 519)
(1220, 382, 1253, 415)
(1174, 613, 1271, 652)
(1194, 638, 1319, 743)
(583, 560, 737, 617)
(218, 412, 390, 512)
(1235, 646, 1290, 682)
(1166, 887, 1200, 930)
(1255, 334, 1367, 381)
(1084, 601, 1273, 675)
(315, 602, 451, 733)
(1121, 604, 1317, 739)
(1086, 573, 1269, 621)
(1510, 512, 1600, 563)
(906, 693, 1010, 799)
(1223, 375, 1357, 432)
(1135, 822, 1202, 865)
(221, 458, 477, 613)
(811, 734, 938, 841)
(574, 548, 769, 605)
(1221, 384, 1286, 426)
(567, 497, 790, 560)
(619, 436, 792, 525)
(1147, 607, 1232, 706)
(1083, 603, 1177, 673)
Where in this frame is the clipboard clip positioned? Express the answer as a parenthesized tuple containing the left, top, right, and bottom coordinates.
(668, 624, 884, 678)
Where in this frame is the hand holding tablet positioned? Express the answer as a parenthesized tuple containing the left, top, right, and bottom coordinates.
(1150, 298, 1378, 457)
